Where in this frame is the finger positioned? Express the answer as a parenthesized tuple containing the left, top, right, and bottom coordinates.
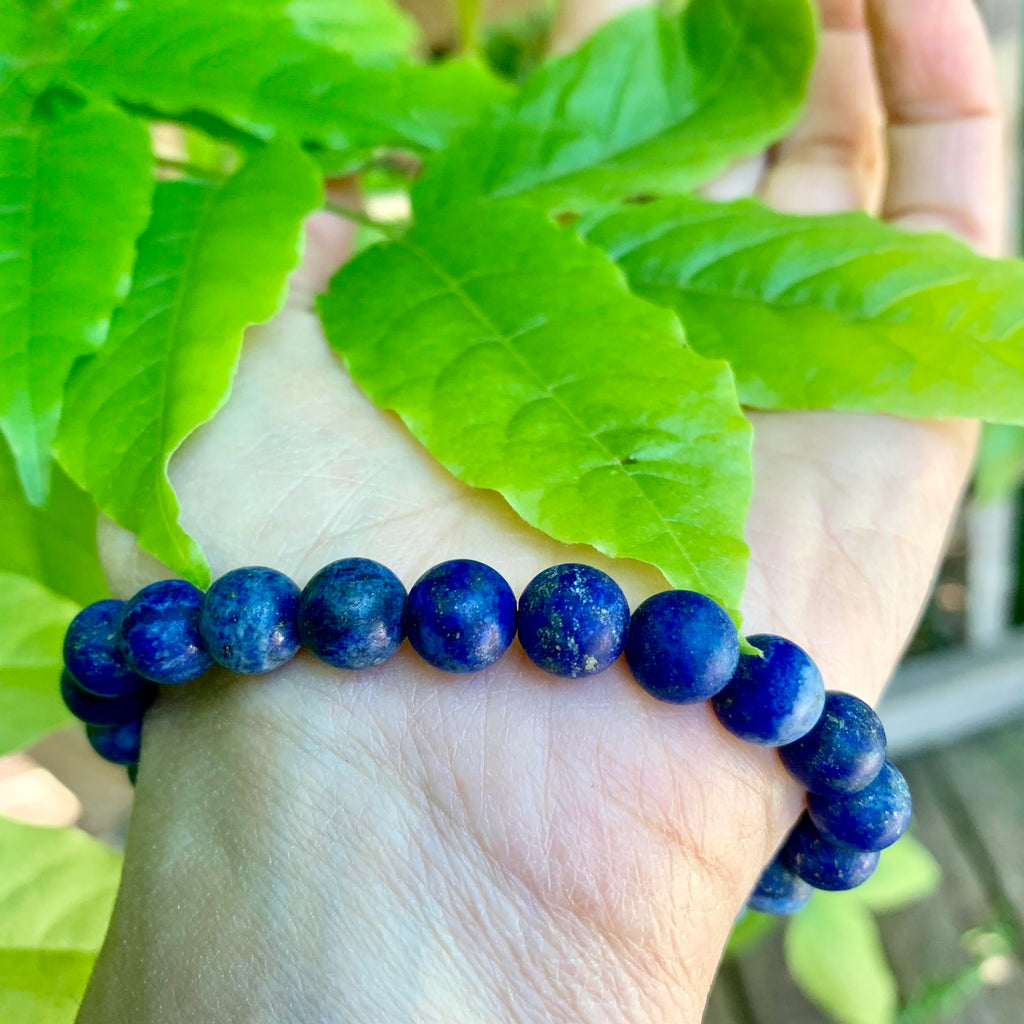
(286, 176, 360, 306)
(867, 0, 1003, 254)
(759, 0, 886, 214)
(547, 0, 652, 55)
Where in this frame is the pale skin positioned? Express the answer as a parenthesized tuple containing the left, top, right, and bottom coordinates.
(78, 1, 1002, 1021)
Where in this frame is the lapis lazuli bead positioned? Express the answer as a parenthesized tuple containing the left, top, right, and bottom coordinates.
(781, 814, 880, 891)
(63, 599, 149, 698)
(808, 760, 912, 852)
(298, 558, 406, 670)
(200, 566, 301, 675)
(517, 563, 629, 678)
(86, 719, 143, 766)
(60, 669, 155, 727)
(119, 579, 213, 685)
(711, 634, 825, 746)
(747, 857, 813, 915)
(404, 560, 516, 674)
(779, 691, 887, 797)
(625, 590, 740, 703)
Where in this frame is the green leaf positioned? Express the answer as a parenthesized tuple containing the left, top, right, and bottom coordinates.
(0, 437, 106, 606)
(785, 893, 899, 1024)
(0, 814, 120, 950)
(975, 424, 1024, 503)
(853, 834, 942, 915)
(583, 195, 1024, 423)
(725, 909, 780, 958)
(56, 139, 322, 585)
(0, 574, 79, 756)
(0, 101, 153, 504)
(414, 0, 816, 212)
(279, 0, 418, 56)
(61, 4, 510, 161)
(0, 949, 97, 1024)
(319, 200, 753, 616)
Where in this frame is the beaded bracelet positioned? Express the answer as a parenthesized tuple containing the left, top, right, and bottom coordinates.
(59, 558, 912, 915)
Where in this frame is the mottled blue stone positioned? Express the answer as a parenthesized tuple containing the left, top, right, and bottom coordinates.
(404, 560, 516, 673)
(747, 857, 813, 915)
(808, 760, 913, 852)
(119, 579, 213, 685)
(711, 634, 825, 746)
(779, 691, 887, 797)
(63, 599, 149, 698)
(625, 590, 740, 703)
(517, 563, 629, 678)
(60, 668, 155, 727)
(127, 762, 138, 787)
(298, 558, 406, 670)
(781, 813, 880, 891)
(86, 719, 143, 766)
(200, 566, 301, 675)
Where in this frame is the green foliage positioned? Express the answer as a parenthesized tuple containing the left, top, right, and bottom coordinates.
(60, 3, 511, 164)
(0, 100, 153, 504)
(57, 140, 322, 586)
(320, 199, 753, 616)
(724, 909, 780, 958)
(416, 0, 816, 212)
(0, 815, 122, 1022)
(273, 0, 418, 56)
(0, 950, 97, 1024)
(974, 424, 1024, 503)
(786, 895, 899, 1024)
(0, 574, 78, 757)
(583, 195, 1024, 423)
(0, 438, 106, 606)
(855, 833, 942, 914)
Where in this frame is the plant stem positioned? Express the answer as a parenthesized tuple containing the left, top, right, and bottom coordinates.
(456, 0, 483, 53)
(155, 156, 227, 182)
(323, 200, 404, 238)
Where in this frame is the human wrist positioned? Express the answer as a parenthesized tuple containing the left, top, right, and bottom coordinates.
(77, 652, 735, 1024)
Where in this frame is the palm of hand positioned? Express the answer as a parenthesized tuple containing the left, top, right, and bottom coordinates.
(94, 0, 997, 1017)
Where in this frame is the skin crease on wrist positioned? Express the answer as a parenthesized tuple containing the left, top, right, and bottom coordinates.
(76, 1, 1001, 1022)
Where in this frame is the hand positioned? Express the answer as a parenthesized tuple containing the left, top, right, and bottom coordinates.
(79, 1, 1001, 1021)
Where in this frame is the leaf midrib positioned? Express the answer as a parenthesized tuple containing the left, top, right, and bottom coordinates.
(401, 237, 710, 591)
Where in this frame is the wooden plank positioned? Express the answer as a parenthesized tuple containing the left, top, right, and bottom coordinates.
(880, 757, 1024, 1023)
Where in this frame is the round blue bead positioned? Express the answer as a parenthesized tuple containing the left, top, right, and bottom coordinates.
(200, 566, 301, 675)
(779, 691, 887, 796)
(711, 634, 825, 746)
(625, 590, 740, 703)
(119, 579, 213, 685)
(60, 669, 155, 727)
(808, 760, 913, 852)
(747, 857, 813, 915)
(298, 558, 406, 670)
(781, 814, 880, 891)
(86, 719, 143, 766)
(518, 563, 629, 678)
(404, 560, 516, 674)
(63, 599, 149, 698)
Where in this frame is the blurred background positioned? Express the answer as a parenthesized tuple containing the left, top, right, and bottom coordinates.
(3, 2, 1024, 1023)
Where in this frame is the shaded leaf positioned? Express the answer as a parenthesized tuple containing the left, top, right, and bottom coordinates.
(785, 894, 898, 1024)
(320, 200, 752, 615)
(0, 574, 78, 757)
(0, 437, 106, 606)
(57, 140, 321, 584)
(583, 196, 1024, 423)
(0, 949, 97, 1024)
(61, 4, 510, 161)
(279, 0, 418, 56)
(974, 424, 1024, 503)
(724, 909, 780, 959)
(853, 834, 942, 915)
(0, 814, 120, 950)
(0, 101, 153, 504)
(415, 0, 816, 212)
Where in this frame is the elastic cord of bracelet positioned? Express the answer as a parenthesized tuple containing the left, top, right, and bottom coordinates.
(59, 558, 912, 915)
